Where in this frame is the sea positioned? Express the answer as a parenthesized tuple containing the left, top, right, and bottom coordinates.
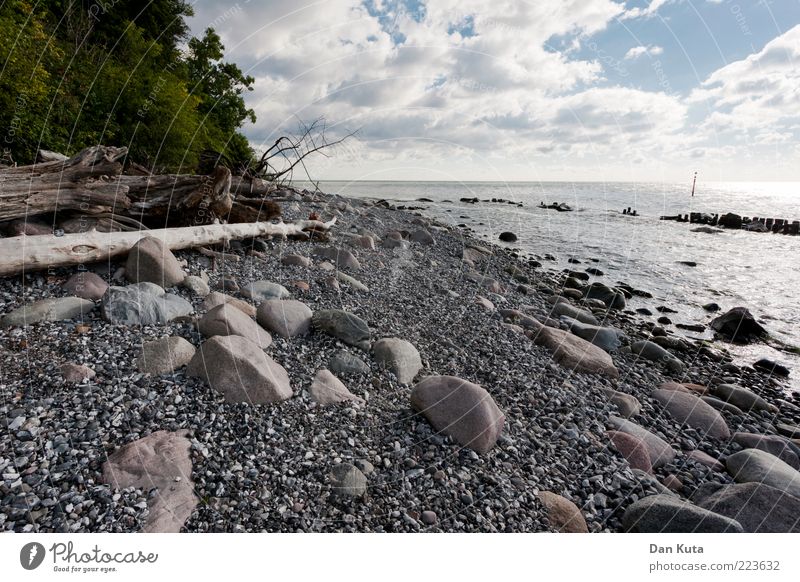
(309, 180, 800, 391)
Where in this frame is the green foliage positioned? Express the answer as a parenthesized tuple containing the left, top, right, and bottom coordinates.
(0, 0, 254, 171)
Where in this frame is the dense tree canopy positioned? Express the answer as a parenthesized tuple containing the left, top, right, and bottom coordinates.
(0, 0, 255, 172)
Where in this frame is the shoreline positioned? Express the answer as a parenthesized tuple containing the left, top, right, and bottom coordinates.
(1, 188, 799, 533)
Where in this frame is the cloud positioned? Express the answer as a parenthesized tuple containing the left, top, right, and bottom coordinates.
(624, 44, 664, 59)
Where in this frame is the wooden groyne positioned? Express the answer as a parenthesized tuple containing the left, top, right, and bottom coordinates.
(660, 212, 800, 235)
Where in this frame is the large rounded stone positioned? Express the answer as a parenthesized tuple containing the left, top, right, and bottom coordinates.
(710, 307, 767, 342)
(608, 416, 676, 468)
(198, 304, 272, 348)
(552, 303, 598, 325)
(733, 432, 800, 469)
(538, 491, 588, 533)
(187, 335, 292, 404)
(693, 482, 800, 533)
(1, 297, 94, 327)
(137, 336, 197, 375)
(372, 338, 422, 384)
(309, 369, 364, 405)
(281, 254, 312, 267)
(583, 282, 625, 309)
(102, 283, 192, 325)
(125, 236, 186, 288)
(63, 271, 108, 301)
(601, 388, 641, 418)
(241, 280, 291, 302)
(202, 291, 256, 317)
(622, 494, 743, 533)
(256, 299, 312, 338)
(410, 229, 435, 245)
(653, 388, 730, 439)
(631, 340, 685, 374)
(312, 309, 371, 350)
(530, 326, 619, 378)
(711, 383, 778, 413)
(329, 351, 370, 375)
(725, 448, 800, 498)
(410, 375, 505, 454)
(607, 430, 652, 473)
(329, 463, 367, 497)
(562, 317, 624, 352)
(314, 246, 361, 270)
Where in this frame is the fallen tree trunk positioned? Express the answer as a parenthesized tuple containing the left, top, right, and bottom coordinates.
(0, 217, 336, 277)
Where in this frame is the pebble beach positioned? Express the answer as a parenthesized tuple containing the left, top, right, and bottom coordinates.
(1, 189, 799, 534)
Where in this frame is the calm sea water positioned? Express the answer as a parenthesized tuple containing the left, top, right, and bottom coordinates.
(312, 180, 800, 390)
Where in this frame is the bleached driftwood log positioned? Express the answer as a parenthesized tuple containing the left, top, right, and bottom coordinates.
(0, 217, 336, 276)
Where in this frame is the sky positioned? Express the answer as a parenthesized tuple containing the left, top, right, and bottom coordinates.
(187, 0, 800, 182)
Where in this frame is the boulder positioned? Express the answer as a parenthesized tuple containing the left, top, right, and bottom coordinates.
(202, 291, 256, 317)
(63, 272, 108, 301)
(607, 430, 652, 473)
(552, 303, 599, 325)
(530, 326, 619, 378)
(693, 482, 800, 533)
(622, 494, 743, 533)
(410, 375, 505, 454)
(328, 463, 367, 497)
(372, 338, 423, 384)
(583, 282, 625, 309)
(60, 362, 96, 383)
(313, 309, 371, 350)
(102, 430, 197, 532)
(382, 237, 409, 250)
(256, 299, 313, 338)
(309, 369, 364, 405)
(281, 254, 312, 267)
(601, 388, 641, 418)
(1, 297, 94, 327)
(726, 448, 800, 498)
(336, 272, 369, 291)
(499, 231, 517, 243)
(753, 358, 790, 377)
(187, 335, 292, 404)
(101, 283, 192, 325)
(538, 491, 588, 533)
(410, 229, 435, 245)
(653, 388, 730, 439)
(710, 307, 767, 342)
(701, 396, 744, 415)
(240, 280, 290, 302)
(125, 236, 186, 288)
(137, 336, 197, 375)
(630, 340, 684, 374)
(474, 295, 495, 311)
(686, 450, 725, 472)
(198, 304, 272, 348)
(733, 432, 800, 469)
(608, 416, 676, 468)
(711, 383, 778, 413)
(181, 275, 210, 297)
(329, 351, 370, 375)
(314, 246, 361, 270)
(561, 317, 624, 352)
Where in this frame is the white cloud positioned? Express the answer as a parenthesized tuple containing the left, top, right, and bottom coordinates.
(624, 44, 664, 59)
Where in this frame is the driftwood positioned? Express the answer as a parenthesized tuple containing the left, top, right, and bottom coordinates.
(0, 217, 336, 277)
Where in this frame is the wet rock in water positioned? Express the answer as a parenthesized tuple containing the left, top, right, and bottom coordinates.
(608, 416, 676, 468)
(710, 307, 767, 342)
(309, 369, 364, 405)
(187, 335, 292, 404)
(498, 231, 517, 243)
(329, 351, 370, 375)
(753, 358, 790, 377)
(63, 271, 108, 301)
(329, 463, 367, 497)
(256, 299, 313, 338)
(137, 336, 197, 375)
(1, 296, 95, 327)
(732, 432, 800, 470)
(636, 308, 653, 316)
(198, 304, 272, 348)
(630, 340, 685, 375)
(710, 383, 778, 413)
(181, 275, 210, 297)
(561, 317, 624, 352)
(202, 291, 256, 317)
(336, 272, 369, 291)
(552, 302, 599, 326)
(125, 236, 186, 288)
(60, 362, 96, 383)
(372, 338, 423, 384)
(101, 283, 192, 325)
(601, 388, 641, 418)
(313, 309, 371, 350)
(702, 302, 721, 312)
(622, 494, 743, 533)
(725, 449, 800, 499)
(410, 375, 505, 454)
(693, 482, 800, 533)
(314, 246, 361, 270)
(537, 491, 588, 533)
(241, 280, 291, 302)
(652, 388, 730, 439)
(582, 282, 625, 309)
(530, 326, 619, 378)
(102, 430, 198, 532)
(410, 229, 435, 245)
(585, 267, 604, 276)
(281, 254, 313, 267)
(607, 430, 652, 473)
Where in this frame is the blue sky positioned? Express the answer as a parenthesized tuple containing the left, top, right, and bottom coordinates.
(188, 0, 800, 181)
